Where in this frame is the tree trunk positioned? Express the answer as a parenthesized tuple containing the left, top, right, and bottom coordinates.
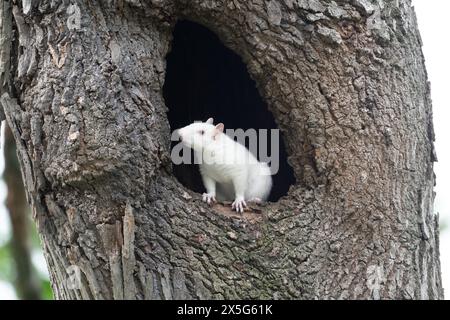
(0, 0, 443, 299)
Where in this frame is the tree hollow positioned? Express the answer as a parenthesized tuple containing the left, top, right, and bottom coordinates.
(164, 20, 296, 201)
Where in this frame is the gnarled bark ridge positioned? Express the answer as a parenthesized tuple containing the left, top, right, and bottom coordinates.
(0, 0, 442, 299)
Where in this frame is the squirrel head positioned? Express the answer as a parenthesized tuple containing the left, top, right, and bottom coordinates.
(176, 118, 224, 152)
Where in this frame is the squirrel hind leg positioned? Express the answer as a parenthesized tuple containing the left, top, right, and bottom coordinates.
(247, 197, 262, 204)
(246, 174, 272, 202)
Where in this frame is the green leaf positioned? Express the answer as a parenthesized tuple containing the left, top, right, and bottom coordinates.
(40, 278, 54, 300)
(0, 242, 13, 281)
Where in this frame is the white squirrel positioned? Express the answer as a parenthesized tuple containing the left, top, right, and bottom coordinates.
(176, 118, 272, 213)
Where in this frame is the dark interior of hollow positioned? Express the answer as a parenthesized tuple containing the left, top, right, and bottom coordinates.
(163, 20, 295, 202)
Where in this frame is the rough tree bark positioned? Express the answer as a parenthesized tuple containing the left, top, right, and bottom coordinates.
(0, 0, 442, 299)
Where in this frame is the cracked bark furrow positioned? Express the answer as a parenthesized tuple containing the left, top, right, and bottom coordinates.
(0, 0, 441, 299)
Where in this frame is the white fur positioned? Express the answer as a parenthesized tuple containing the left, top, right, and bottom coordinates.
(177, 118, 272, 212)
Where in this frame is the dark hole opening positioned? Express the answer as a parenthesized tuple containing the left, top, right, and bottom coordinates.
(163, 20, 295, 202)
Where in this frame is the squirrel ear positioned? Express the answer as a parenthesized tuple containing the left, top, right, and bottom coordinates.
(213, 123, 224, 140)
(215, 123, 224, 133)
(206, 118, 214, 124)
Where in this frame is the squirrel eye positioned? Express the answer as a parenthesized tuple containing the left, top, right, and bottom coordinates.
(199, 130, 205, 135)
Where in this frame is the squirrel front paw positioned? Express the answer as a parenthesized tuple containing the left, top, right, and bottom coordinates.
(232, 197, 247, 213)
(202, 193, 216, 205)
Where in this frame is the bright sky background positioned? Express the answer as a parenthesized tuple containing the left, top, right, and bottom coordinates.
(0, 0, 449, 300)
